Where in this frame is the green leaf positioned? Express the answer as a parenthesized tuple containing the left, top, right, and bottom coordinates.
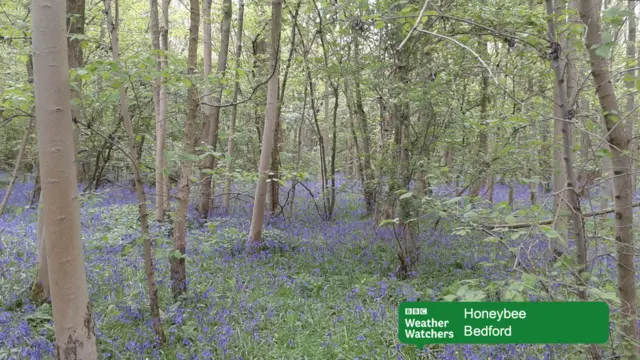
(399, 192, 413, 200)
(171, 249, 186, 259)
(442, 294, 457, 302)
(377, 218, 399, 228)
(375, 20, 385, 29)
(505, 215, 517, 224)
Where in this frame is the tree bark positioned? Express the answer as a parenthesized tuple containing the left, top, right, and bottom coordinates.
(545, 7, 601, 360)
(160, 0, 170, 216)
(150, 0, 166, 222)
(171, 0, 199, 298)
(353, 34, 375, 214)
(247, 0, 282, 248)
(104, 0, 165, 343)
(578, 0, 639, 356)
(627, 0, 636, 191)
(546, 0, 569, 255)
(198, 0, 232, 218)
(344, 77, 365, 189)
(222, 0, 245, 210)
(31, 0, 98, 354)
(67, 0, 86, 184)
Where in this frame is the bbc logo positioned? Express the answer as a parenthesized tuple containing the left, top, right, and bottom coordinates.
(405, 308, 428, 315)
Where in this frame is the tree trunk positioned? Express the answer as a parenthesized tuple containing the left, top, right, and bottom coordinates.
(301, 41, 329, 219)
(546, 0, 569, 255)
(150, 0, 166, 222)
(270, 3, 300, 214)
(344, 77, 365, 189)
(160, 0, 170, 217)
(0, 119, 32, 217)
(627, 0, 636, 192)
(289, 77, 308, 219)
(468, 42, 490, 199)
(247, 0, 282, 248)
(31, 192, 49, 304)
(578, 0, 639, 356)
(198, 0, 232, 218)
(222, 0, 245, 211)
(329, 86, 339, 217)
(67, 0, 86, 184)
(353, 34, 375, 214)
(171, 0, 200, 298)
(196, 0, 213, 216)
(104, 0, 165, 343)
(31, 0, 98, 354)
(546, 1, 601, 357)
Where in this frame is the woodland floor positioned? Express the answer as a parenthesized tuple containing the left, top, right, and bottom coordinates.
(0, 180, 634, 359)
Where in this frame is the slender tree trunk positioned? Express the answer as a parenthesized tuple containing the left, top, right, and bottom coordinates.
(197, 0, 213, 216)
(198, 0, 232, 218)
(0, 119, 32, 217)
(289, 77, 308, 219)
(545, 1, 601, 357)
(247, 0, 282, 248)
(270, 3, 300, 214)
(67, 0, 86, 184)
(150, 0, 166, 222)
(329, 86, 339, 217)
(160, 0, 170, 217)
(353, 34, 375, 214)
(546, 0, 569, 255)
(579, 1, 639, 356)
(627, 0, 636, 191)
(171, 0, 200, 298)
(104, 0, 165, 343)
(31, 0, 98, 354)
(344, 77, 365, 189)
(469, 42, 490, 199)
(222, 0, 245, 210)
(301, 45, 329, 218)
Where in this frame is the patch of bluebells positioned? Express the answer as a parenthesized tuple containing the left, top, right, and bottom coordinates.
(0, 179, 629, 358)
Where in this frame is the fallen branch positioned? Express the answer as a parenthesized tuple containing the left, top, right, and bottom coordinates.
(484, 201, 640, 229)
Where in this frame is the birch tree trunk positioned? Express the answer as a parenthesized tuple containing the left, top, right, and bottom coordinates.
(247, 0, 282, 248)
(198, 0, 232, 218)
(171, 0, 200, 298)
(104, 0, 165, 343)
(222, 0, 245, 210)
(31, 0, 98, 354)
(579, 0, 639, 355)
